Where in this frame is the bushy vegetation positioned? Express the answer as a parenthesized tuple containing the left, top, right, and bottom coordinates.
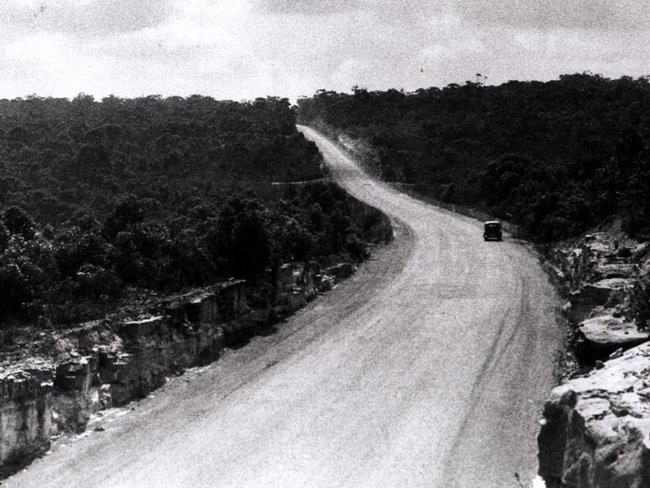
(0, 95, 382, 326)
(297, 74, 650, 241)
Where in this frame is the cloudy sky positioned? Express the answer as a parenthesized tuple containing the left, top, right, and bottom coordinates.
(1, 0, 649, 101)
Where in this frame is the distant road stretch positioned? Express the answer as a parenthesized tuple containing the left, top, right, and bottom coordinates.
(9, 127, 562, 488)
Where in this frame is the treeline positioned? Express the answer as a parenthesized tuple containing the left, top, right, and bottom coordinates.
(297, 74, 650, 241)
(0, 95, 385, 326)
(1, 94, 322, 223)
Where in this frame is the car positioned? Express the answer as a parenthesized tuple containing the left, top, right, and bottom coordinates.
(483, 221, 502, 241)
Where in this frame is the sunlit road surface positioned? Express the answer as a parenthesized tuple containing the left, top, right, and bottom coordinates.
(8, 127, 562, 488)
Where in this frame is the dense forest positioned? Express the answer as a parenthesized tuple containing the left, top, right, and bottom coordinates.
(0, 95, 385, 327)
(297, 74, 650, 242)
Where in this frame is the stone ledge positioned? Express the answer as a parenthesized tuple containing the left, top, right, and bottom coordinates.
(539, 342, 650, 488)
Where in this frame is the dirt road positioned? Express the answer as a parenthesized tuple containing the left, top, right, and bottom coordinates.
(8, 127, 562, 488)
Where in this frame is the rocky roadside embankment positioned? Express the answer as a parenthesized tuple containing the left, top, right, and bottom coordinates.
(0, 253, 388, 479)
(538, 230, 650, 487)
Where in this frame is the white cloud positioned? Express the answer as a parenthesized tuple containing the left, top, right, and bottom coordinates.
(1, 0, 174, 36)
(0, 32, 110, 97)
(255, 0, 365, 15)
(0, 0, 649, 101)
(456, 0, 650, 30)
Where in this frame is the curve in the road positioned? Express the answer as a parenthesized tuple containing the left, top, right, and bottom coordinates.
(8, 127, 562, 488)
(299, 126, 563, 487)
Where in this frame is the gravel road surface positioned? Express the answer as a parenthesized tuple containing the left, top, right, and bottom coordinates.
(8, 127, 562, 488)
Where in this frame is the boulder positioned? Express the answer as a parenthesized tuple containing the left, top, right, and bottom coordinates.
(593, 263, 637, 281)
(315, 273, 334, 292)
(538, 342, 650, 488)
(575, 315, 650, 363)
(325, 263, 355, 281)
(576, 279, 630, 304)
(162, 280, 247, 324)
(583, 233, 612, 254)
(54, 356, 97, 393)
(569, 279, 631, 323)
(117, 316, 166, 347)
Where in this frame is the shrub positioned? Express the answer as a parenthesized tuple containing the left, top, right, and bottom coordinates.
(3, 207, 35, 240)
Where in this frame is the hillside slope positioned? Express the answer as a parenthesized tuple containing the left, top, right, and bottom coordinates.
(298, 74, 650, 241)
(8, 127, 563, 488)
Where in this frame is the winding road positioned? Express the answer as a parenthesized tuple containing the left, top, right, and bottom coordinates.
(8, 127, 562, 488)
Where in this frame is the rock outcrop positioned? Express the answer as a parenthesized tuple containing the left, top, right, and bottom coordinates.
(0, 280, 247, 477)
(0, 260, 359, 478)
(0, 367, 53, 474)
(539, 229, 650, 487)
(575, 315, 650, 363)
(538, 342, 650, 488)
(549, 232, 650, 361)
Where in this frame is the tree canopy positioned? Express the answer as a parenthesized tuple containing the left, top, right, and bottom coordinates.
(298, 74, 650, 241)
(0, 95, 385, 328)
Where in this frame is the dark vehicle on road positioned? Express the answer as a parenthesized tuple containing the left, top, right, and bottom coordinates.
(483, 221, 502, 241)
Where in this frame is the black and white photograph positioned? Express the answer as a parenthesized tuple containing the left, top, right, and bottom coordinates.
(1, 1, 650, 487)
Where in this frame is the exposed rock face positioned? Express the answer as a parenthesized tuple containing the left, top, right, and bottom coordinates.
(325, 262, 354, 281)
(1, 281, 246, 476)
(550, 233, 637, 295)
(274, 261, 321, 316)
(0, 260, 358, 477)
(575, 315, 650, 363)
(539, 229, 650, 487)
(539, 342, 650, 488)
(550, 232, 649, 357)
(0, 368, 53, 474)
